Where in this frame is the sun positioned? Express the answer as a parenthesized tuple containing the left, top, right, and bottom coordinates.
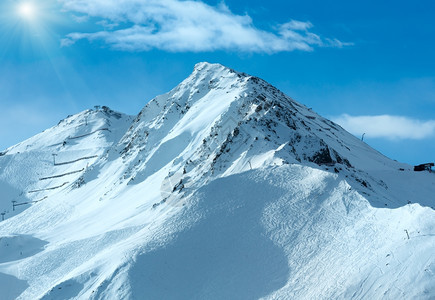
(18, 2, 37, 20)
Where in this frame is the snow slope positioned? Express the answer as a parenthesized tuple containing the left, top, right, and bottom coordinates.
(0, 106, 134, 220)
(0, 63, 434, 299)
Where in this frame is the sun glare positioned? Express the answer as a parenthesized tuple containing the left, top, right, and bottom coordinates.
(18, 2, 37, 20)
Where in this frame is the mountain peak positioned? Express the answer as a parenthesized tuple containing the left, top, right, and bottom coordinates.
(1, 62, 434, 299)
(117, 62, 411, 210)
(193, 61, 221, 70)
(4, 105, 133, 156)
(188, 62, 248, 86)
(193, 61, 230, 73)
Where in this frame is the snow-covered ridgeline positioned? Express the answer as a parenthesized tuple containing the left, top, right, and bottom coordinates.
(0, 63, 433, 299)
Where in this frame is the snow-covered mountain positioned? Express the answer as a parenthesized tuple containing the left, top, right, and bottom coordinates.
(0, 62, 434, 299)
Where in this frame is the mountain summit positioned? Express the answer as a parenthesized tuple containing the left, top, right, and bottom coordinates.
(0, 63, 434, 299)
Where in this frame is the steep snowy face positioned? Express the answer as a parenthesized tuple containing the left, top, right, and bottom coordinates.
(114, 62, 408, 208)
(118, 62, 248, 158)
(115, 63, 252, 187)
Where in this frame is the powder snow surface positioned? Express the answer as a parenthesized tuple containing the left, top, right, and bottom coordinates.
(0, 63, 434, 299)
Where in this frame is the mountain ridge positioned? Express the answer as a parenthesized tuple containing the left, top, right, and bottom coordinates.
(0, 62, 434, 299)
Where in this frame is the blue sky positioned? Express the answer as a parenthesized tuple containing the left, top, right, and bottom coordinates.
(1, 0, 434, 165)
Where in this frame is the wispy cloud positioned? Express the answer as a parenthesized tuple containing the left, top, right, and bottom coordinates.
(71, 14, 89, 23)
(332, 114, 435, 140)
(59, 0, 351, 53)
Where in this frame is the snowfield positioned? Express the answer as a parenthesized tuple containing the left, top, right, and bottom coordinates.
(0, 63, 434, 299)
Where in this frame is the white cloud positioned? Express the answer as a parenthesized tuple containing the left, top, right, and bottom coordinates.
(332, 114, 435, 140)
(71, 14, 89, 23)
(59, 0, 350, 53)
(96, 20, 119, 30)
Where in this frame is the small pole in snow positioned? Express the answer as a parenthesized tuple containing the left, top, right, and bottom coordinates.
(361, 133, 366, 141)
(1, 212, 5, 221)
(404, 229, 410, 240)
(12, 200, 17, 211)
(248, 161, 252, 170)
(52, 153, 57, 165)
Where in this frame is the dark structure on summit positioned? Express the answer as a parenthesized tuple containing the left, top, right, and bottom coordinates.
(414, 162, 434, 172)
